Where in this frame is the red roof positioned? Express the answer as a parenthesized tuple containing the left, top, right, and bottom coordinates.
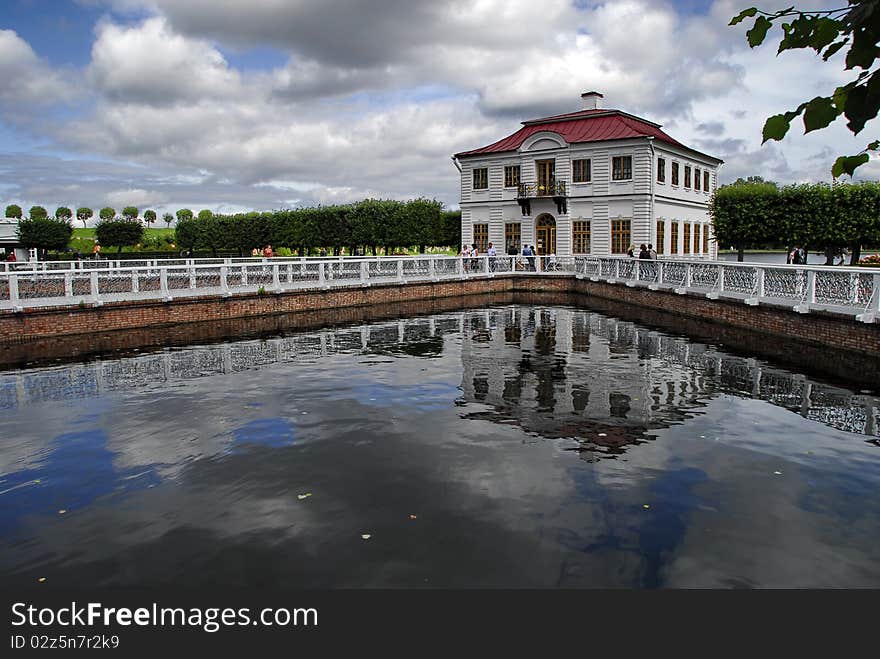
(455, 109, 719, 161)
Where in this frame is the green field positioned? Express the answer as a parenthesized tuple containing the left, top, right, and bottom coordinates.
(69, 227, 177, 254)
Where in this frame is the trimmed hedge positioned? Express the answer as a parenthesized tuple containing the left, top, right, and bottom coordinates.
(175, 199, 461, 256)
(711, 181, 880, 263)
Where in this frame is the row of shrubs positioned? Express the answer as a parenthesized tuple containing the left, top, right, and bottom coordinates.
(710, 181, 880, 264)
(9, 199, 462, 256)
(174, 199, 461, 256)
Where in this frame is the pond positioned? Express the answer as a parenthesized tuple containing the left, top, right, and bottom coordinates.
(1, 303, 879, 588)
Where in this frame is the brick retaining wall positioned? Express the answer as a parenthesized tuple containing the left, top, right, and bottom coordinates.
(1, 274, 877, 358)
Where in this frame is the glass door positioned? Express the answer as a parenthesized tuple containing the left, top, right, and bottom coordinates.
(536, 160, 555, 196)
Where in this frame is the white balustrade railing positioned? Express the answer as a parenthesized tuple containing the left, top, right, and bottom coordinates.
(574, 256, 880, 322)
(0, 255, 877, 321)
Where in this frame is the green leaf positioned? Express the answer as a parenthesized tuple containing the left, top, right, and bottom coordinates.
(747, 16, 773, 47)
(803, 96, 840, 133)
(730, 7, 758, 26)
(763, 112, 796, 142)
(867, 140, 880, 150)
(823, 39, 848, 61)
(811, 17, 841, 52)
(832, 153, 870, 178)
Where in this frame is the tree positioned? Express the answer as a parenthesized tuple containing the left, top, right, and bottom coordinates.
(99, 207, 116, 221)
(55, 206, 72, 222)
(29, 206, 48, 220)
(731, 3, 880, 177)
(122, 206, 139, 221)
(5, 204, 22, 219)
(17, 217, 74, 256)
(76, 207, 93, 228)
(176, 208, 193, 223)
(163, 212, 174, 228)
(731, 175, 778, 187)
(197, 209, 213, 221)
(144, 210, 157, 227)
(95, 218, 144, 254)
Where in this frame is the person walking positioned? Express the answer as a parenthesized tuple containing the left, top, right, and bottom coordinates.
(487, 241, 497, 272)
(648, 244, 657, 260)
(525, 244, 536, 272)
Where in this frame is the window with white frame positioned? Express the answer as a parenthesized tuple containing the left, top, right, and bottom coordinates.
(612, 156, 632, 181)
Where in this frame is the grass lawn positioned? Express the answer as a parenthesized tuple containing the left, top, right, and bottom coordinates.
(72, 227, 175, 240)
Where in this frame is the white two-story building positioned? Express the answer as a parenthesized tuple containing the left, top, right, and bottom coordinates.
(453, 92, 722, 258)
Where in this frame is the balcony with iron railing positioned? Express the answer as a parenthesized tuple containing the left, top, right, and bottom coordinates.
(516, 181, 568, 215)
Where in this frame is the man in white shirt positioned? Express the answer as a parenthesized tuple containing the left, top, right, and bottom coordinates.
(487, 242, 497, 272)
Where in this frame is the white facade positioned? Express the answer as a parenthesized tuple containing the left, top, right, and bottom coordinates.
(454, 94, 722, 258)
(0, 219, 27, 260)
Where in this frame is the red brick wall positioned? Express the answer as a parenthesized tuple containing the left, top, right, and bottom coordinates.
(1, 274, 878, 356)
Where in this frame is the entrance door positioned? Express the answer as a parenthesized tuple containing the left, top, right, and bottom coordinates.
(535, 214, 556, 255)
(536, 160, 555, 196)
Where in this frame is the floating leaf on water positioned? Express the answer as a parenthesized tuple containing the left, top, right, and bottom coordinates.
(58, 509, 66, 515)
(297, 493, 312, 500)
(361, 534, 371, 540)
(643, 504, 650, 509)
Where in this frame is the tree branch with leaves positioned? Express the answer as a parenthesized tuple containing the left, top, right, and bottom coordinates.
(732, 1, 880, 177)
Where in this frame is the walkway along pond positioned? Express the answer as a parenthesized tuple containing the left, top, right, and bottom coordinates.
(1, 256, 878, 358)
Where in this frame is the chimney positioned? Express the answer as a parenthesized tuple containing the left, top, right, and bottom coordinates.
(581, 91, 603, 110)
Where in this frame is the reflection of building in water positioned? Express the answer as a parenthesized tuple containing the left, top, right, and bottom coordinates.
(0, 308, 876, 443)
(458, 307, 879, 450)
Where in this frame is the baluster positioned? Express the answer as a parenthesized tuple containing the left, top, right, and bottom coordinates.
(160, 268, 169, 299)
(9, 274, 19, 306)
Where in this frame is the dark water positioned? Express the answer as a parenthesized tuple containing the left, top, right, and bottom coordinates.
(2, 305, 879, 588)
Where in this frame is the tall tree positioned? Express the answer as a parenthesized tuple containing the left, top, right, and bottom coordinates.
(5, 204, 22, 219)
(163, 212, 174, 228)
(732, 2, 880, 177)
(143, 209, 157, 228)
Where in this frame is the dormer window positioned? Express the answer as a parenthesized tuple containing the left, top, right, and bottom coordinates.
(473, 168, 488, 190)
(612, 156, 632, 181)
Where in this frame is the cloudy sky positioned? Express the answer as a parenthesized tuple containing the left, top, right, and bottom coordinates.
(1, 0, 876, 220)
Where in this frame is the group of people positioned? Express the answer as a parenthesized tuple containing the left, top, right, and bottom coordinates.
(251, 245, 276, 258)
(626, 244, 658, 259)
(459, 243, 542, 271)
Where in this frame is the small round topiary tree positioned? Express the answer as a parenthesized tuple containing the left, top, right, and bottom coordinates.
(99, 207, 116, 221)
(55, 206, 73, 221)
(29, 206, 48, 220)
(5, 204, 22, 219)
(76, 207, 93, 228)
(122, 206, 139, 221)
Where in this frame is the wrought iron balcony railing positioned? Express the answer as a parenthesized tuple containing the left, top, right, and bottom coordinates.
(516, 181, 567, 199)
(516, 181, 567, 215)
